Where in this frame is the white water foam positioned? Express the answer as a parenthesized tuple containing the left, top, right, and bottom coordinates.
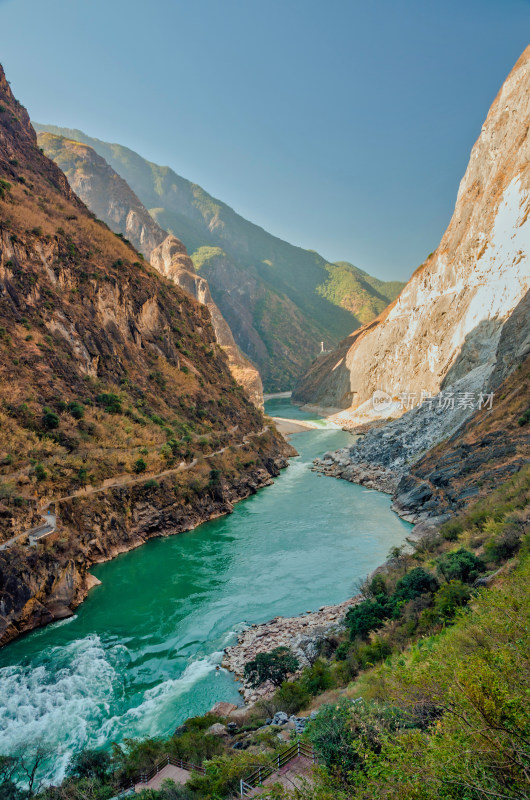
(0, 635, 219, 784)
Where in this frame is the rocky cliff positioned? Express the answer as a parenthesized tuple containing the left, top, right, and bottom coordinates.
(37, 132, 167, 258)
(150, 235, 263, 407)
(0, 64, 291, 645)
(37, 132, 263, 407)
(34, 124, 404, 390)
(295, 46, 530, 415)
(310, 48, 530, 530)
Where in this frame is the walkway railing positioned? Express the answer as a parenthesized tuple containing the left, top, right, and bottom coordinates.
(121, 754, 205, 791)
(240, 741, 315, 797)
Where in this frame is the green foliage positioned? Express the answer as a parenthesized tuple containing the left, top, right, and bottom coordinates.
(42, 407, 60, 430)
(306, 699, 397, 781)
(0, 178, 12, 200)
(34, 463, 47, 481)
(346, 599, 390, 641)
(316, 262, 404, 324)
(517, 407, 530, 426)
(392, 567, 439, 606)
(188, 751, 272, 798)
(133, 458, 147, 474)
(432, 579, 472, 621)
(96, 393, 122, 414)
(0, 782, 24, 800)
(435, 548, 484, 583)
(275, 680, 310, 714)
(300, 659, 334, 696)
(244, 646, 299, 688)
(66, 748, 111, 782)
(67, 400, 85, 420)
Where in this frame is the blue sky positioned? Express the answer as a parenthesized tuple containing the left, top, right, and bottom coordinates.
(1, 0, 529, 280)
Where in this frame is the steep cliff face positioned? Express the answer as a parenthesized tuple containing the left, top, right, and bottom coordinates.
(295, 47, 530, 414)
(0, 64, 291, 645)
(37, 133, 263, 407)
(34, 124, 403, 390)
(36, 132, 167, 258)
(151, 236, 263, 407)
(392, 352, 530, 523)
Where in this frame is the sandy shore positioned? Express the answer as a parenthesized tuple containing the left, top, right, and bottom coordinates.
(273, 417, 319, 435)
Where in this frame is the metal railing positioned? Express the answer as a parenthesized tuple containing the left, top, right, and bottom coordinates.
(240, 741, 315, 797)
(121, 753, 206, 791)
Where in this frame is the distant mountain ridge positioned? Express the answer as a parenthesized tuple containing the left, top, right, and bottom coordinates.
(37, 131, 263, 406)
(34, 123, 405, 390)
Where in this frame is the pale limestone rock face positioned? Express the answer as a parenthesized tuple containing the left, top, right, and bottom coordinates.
(151, 236, 263, 408)
(295, 47, 530, 417)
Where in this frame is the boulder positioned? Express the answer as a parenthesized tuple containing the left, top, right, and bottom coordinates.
(207, 723, 228, 736)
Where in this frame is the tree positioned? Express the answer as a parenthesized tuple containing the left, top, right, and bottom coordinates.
(346, 599, 390, 641)
(18, 743, 51, 798)
(436, 548, 484, 583)
(392, 567, 439, 605)
(244, 647, 299, 688)
(66, 748, 111, 782)
(133, 458, 147, 474)
(42, 407, 59, 430)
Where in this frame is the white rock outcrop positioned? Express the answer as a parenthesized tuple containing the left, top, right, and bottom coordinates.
(294, 47, 530, 420)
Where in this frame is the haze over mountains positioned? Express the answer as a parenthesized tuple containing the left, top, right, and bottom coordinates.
(35, 124, 404, 391)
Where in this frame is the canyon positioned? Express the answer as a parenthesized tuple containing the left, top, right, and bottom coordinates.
(35, 123, 404, 391)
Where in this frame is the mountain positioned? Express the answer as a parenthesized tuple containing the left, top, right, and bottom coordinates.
(150, 235, 263, 406)
(308, 47, 530, 524)
(0, 64, 291, 645)
(36, 132, 263, 406)
(294, 46, 530, 416)
(36, 131, 167, 257)
(316, 260, 404, 325)
(34, 123, 404, 390)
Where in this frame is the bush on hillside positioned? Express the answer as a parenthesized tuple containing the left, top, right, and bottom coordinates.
(435, 548, 484, 583)
(244, 647, 299, 688)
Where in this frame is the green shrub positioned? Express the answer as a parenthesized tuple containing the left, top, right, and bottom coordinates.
(67, 748, 111, 782)
(306, 699, 383, 779)
(433, 580, 472, 621)
(517, 407, 530, 426)
(96, 393, 122, 414)
(42, 407, 59, 430)
(34, 464, 47, 481)
(440, 519, 464, 541)
(67, 400, 85, 420)
(275, 680, 310, 714)
(354, 636, 392, 668)
(133, 458, 147, 474)
(244, 647, 299, 688)
(346, 599, 390, 641)
(393, 568, 439, 606)
(436, 548, 485, 583)
(300, 659, 334, 696)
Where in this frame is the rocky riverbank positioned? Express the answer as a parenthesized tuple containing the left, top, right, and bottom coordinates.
(0, 446, 293, 647)
(313, 448, 401, 494)
(222, 596, 359, 703)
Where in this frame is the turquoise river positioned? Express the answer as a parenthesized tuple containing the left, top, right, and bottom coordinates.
(0, 399, 411, 781)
